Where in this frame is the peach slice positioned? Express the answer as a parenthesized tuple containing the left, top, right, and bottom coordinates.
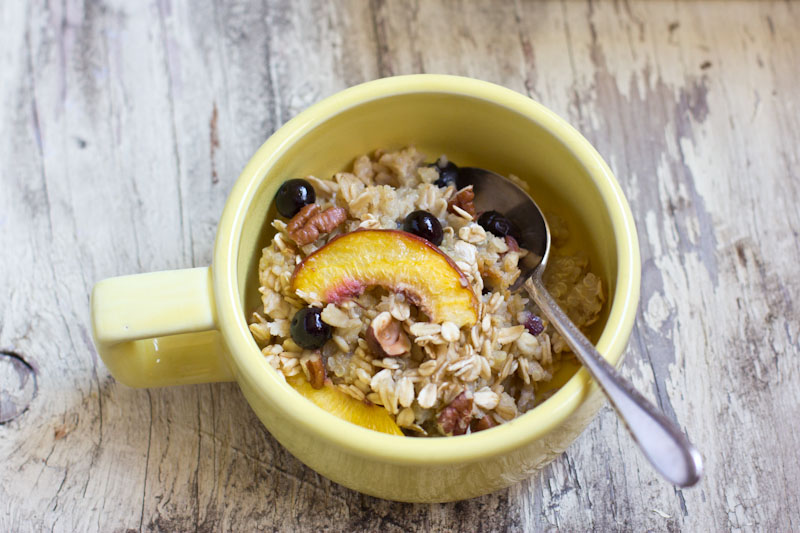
(291, 230, 478, 327)
(287, 375, 403, 435)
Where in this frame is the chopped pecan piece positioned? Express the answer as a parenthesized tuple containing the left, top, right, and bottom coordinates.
(302, 355, 326, 389)
(366, 311, 411, 357)
(437, 391, 473, 436)
(287, 204, 347, 246)
(504, 235, 520, 252)
(447, 186, 476, 218)
(471, 415, 497, 432)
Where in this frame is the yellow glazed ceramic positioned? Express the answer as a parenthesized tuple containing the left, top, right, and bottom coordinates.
(91, 75, 641, 502)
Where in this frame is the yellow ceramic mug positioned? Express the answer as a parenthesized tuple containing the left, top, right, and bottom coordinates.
(91, 75, 640, 502)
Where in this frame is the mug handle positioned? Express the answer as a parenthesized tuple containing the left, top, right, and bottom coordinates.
(91, 267, 234, 388)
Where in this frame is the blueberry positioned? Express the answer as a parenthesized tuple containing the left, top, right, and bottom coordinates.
(403, 210, 443, 246)
(275, 179, 316, 218)
(477, 210, 519, 240)
(290, 307, 332, 349)
(430, 160, 459, 188)
(524, 314, 544, 336)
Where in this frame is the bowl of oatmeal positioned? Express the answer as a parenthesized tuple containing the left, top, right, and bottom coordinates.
(91, 75, 640, 502)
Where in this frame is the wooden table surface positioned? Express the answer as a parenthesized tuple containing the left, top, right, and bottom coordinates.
(2, 1, 799, 531)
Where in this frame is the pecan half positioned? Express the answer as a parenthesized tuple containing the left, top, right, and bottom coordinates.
(437, 391, 473, 436)
(447, 186, 476, 218)
(302, 355, 326, 389)
(366, 311, 411, 357)
(287, 204, 347, 246)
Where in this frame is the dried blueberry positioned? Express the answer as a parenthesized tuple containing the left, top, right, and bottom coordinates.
(290, 307, 332, 349)
(276, 179, 316, 218)
(524, 314, 544, 336)
(403, 210, 444, 246)
(430, 160, 459, 188)
(477, 210, 519, 240)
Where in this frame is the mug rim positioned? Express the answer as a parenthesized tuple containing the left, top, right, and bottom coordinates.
(212, 74, 641, 464)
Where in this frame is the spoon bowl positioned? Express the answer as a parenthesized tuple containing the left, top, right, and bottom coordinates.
(458, 167, 704, 488)
(458, 167, 550, 290)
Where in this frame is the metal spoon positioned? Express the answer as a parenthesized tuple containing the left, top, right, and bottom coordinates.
(458, 167, 703, 488)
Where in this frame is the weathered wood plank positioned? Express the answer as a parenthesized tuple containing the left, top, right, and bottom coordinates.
(1, 0, 799, 531)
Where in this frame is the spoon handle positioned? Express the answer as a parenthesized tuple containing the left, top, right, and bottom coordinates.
(525, 275, 703, 487)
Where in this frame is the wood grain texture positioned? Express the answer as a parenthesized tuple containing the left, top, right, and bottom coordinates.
(2, 0, 799, 531)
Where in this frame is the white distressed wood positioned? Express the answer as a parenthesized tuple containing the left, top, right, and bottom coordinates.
(1, 0, 799, 531)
